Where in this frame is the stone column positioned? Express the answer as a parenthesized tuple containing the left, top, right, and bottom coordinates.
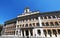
(38, 16, 42, 27)
(15, 20, 19, 36)
(38, 17, 45, 37)
(40, 28, 45, 37)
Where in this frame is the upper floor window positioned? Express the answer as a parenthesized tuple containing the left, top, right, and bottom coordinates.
(44, 16, 47, 19)
(22, 24, 24, 27)
(46, 22, 49, 26)
(55, 22, 59, 26)
(52, 16, 56, 18)
(48, 16, 51, 19)
(33, 23, 35, 26)
(17, 25, 19, 28)
(57, 15, 60, 18)
(25, 24, 28, 27)
(50, 22, 54, 26)
(29, 24, 32, 27)
(36, 23, 39, 26)
(40, 16, 43, 19)
(42, 23, 45, 26)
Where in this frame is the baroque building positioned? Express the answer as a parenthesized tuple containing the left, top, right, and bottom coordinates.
(2, 7, 60, 38)
(0, 25, 3, 35)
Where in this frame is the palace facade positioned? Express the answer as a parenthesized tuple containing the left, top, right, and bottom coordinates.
(2, 7, 60, 38)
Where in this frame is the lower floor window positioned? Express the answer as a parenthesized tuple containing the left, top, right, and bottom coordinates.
(37, 30, 41, 35)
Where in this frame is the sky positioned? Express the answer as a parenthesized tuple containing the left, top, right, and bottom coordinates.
(0, 0, 60, 24)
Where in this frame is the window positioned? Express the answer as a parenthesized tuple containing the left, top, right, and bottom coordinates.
(50, 22, 54, 26)
(40, 16, 43, 19)
(43, 30, 47, 37)
(52, 29, 57, 37)
(48, 16, 51, 19)
(57, 29, 60, 34)
(37, 30, 41, 35)
(44, 16, 47, 19)
(22, 24, 24, 27)
(35, 17, 38, 20)
(46, 22, 49, 26)
(52, 16, 56, 18)
(42, 23, 45, 26)
(33, 23, 35, 26)
(48, 30, 52, 37)
(36, 23, 39, 26)
(17, 25, 19, 27)
(25, 24, 28, 27)
(55, 22, 58, 25)
(57, 15, 60, 18)
(29, 24, 32, 27)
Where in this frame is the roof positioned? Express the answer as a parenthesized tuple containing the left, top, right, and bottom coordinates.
(4, 18, 17, 24)
(4, 10, 60, 24)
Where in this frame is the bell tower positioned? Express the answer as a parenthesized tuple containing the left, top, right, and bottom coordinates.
(24, 7, 30, 14)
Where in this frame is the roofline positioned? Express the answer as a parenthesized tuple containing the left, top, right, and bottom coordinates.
(4, 10, 60, 24)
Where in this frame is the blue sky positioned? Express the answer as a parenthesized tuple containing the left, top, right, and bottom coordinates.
(0, 0, 60, 24)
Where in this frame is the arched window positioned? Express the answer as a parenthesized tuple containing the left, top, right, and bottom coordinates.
(33, 23, 35, 26)
(57, 15, 60, 18)
(22, 24, 24, 27)
(17, 25, 19, 28)
(43, 30, 47, 37)
(29, 24, 32, 27)
(55, 22, 58, 25)
(57, 29, 60, 34)
(48, 30, 52, 37)
(25, 24, 28, 27)
(37, 30, 41, 35)
(50, 22, 54, 26)
(52, 16, 56, 18)
(40, 16, 43, 19)
(36, 23, 39, 26)
(44, 16, 47, 19)
(48, 16, 51, 19)
(46, 22, 49, 26)
(42, 22, 45, 26)
(52, 29, 57, 37)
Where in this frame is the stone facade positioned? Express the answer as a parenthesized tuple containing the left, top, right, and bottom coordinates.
(2, 7, 60, 38)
